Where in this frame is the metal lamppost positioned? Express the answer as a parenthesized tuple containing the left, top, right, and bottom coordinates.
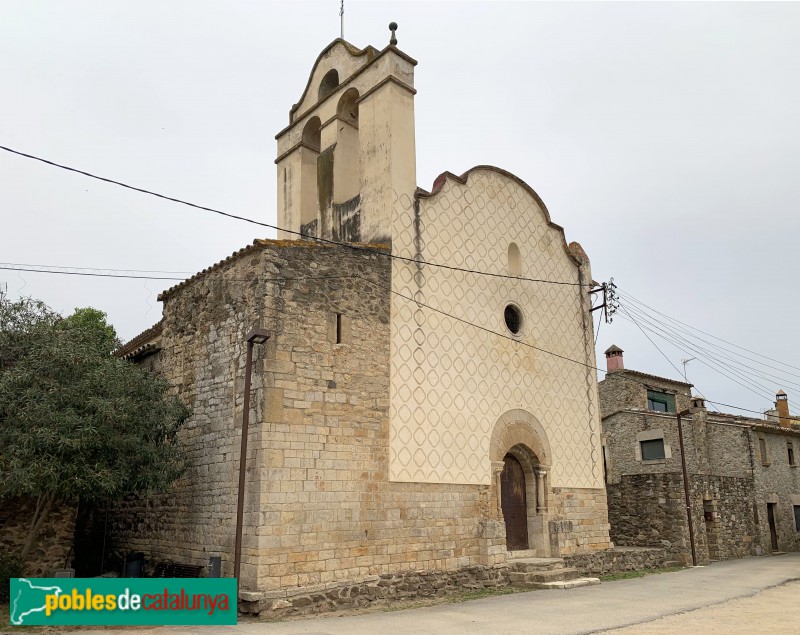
(233, 328, 270, 586)
(676, 408, 697, 566)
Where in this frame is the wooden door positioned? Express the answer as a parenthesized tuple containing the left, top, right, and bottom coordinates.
(501, 454, 529, 551)
(767, 503, 779, 551)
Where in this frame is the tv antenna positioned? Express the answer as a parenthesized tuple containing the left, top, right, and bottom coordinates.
(681, 357, 696, 383)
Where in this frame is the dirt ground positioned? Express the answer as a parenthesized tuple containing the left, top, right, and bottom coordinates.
(606, 580, 800, 634)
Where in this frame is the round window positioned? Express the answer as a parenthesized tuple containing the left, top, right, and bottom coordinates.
(504, 304, 523, 335)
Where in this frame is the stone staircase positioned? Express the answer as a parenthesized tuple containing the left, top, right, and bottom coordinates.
(507, 551, 600, 590)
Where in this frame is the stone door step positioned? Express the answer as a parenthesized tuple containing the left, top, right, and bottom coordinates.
(508, 557, 567, 572)
(506, 549, 539, 559)
(537, 577, 600, 590)
(509, 567, 582, 586)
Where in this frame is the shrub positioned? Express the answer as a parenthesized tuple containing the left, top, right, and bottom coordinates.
(0, 552, 23, 603)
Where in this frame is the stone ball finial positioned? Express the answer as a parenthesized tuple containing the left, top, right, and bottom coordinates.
(389, 22, 398, 46)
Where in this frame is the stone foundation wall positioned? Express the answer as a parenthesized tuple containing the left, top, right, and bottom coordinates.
(240, 564, 510, 617)
(565, 546, 668, 576)
(0, 497, 76, 576)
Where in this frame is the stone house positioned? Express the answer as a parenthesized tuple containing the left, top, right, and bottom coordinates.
(112, 32, 612, 605)
(600, 345, 800, 565)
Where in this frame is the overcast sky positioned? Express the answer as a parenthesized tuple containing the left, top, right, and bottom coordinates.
(2, 1, 799, 416)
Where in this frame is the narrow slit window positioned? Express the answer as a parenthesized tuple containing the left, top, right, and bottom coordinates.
(336, 313, 342, 344)
(759, 438, 769, 466)
(788, 442, 796, 466)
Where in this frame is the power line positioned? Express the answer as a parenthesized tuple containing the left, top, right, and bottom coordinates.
(617, 307, 793, 415)
(620, 292, 800, 385)
(617, 288, 800, 374)
(616, 311, 800, 414)
(0, 142, 778, 418)
(1, 262, 195, 275)
(0, 144, 587, 287)
(619, 299, 800, 398)
(617, 312, 773, 406)
(362, 274, 771, 417)
(0, 265, 354, 285)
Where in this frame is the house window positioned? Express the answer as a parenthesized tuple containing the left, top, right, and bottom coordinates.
(759, 437, 770, 466)
(640, 438, 666, 461)
(788, 442, 796, 467)
(647, 390, 675, 413)
(795, 505, 800, 531)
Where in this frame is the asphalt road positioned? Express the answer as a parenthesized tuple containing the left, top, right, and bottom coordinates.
(55, 553, 800, 635)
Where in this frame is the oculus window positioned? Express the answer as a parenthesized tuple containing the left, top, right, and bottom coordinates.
(504, 304, 523, 336)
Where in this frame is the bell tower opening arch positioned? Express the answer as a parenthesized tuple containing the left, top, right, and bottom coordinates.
(489, 409, 552, 556)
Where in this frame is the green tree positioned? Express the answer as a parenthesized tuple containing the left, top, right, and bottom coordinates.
(0, 292, 189, 560)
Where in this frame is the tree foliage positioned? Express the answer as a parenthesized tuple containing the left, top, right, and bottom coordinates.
(0, 293, 190, 558)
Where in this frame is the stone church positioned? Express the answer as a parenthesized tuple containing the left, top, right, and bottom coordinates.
(114, 31, 612, 608)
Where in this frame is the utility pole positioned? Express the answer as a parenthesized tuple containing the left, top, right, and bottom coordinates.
(676, 408, 697, 566)
(234, 329, 271, 591)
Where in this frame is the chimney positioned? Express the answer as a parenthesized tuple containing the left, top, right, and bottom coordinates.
(775, 390, 790, 428)
(690, 395, 707, 412)
(690, 395, 709, 473)
(605, 345, 624, 373)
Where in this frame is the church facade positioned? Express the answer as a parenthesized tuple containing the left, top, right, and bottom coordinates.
(114, 33, 611, 605)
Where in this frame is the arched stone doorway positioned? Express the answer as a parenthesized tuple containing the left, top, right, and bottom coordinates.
(490, 409, 552, 556)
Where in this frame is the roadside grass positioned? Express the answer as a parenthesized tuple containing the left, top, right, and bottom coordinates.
(382, 585, 528, 612)
(599, 565, 686, 582)
(257, 585, 531, 623)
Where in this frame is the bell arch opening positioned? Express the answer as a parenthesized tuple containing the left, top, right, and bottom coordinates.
(334, 88, 360, 204)
(318, 69, 339, 101)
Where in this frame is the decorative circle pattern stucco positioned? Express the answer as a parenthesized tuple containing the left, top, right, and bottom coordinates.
(389, 169, 603, 488)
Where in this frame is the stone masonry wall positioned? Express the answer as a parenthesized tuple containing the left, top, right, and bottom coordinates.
(240, 564, 510, 617)
(752, 428, 800, 553)
(548, 487, 610, 556)
(607, 472, 757, 565)
(111, 239, 611, 596)
(565, 546, 667, 576)
(607, 473, 690, 561)
(0, 497, 76, 576)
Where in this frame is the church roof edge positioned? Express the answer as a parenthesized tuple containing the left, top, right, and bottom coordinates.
(415, 165, 584, 269)
(156, 238, 390, 302)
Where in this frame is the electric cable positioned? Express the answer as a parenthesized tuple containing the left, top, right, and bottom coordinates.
(0, 144, 587, 287)
(617, 308, 786, 413)
(618, 291, 800, 383)
(617, 312, 800, 413)
(619, 299, 800, 398)
(0, 265, 355, 285)
(617, 288, 800, 374)
(358, 274, 772, 417)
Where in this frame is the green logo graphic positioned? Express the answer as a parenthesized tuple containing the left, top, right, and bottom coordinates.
(9, 578, 237, 626)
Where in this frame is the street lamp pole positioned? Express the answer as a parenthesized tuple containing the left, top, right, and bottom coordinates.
(676, 408, 697, 566)
(234, 328, 271, 587)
